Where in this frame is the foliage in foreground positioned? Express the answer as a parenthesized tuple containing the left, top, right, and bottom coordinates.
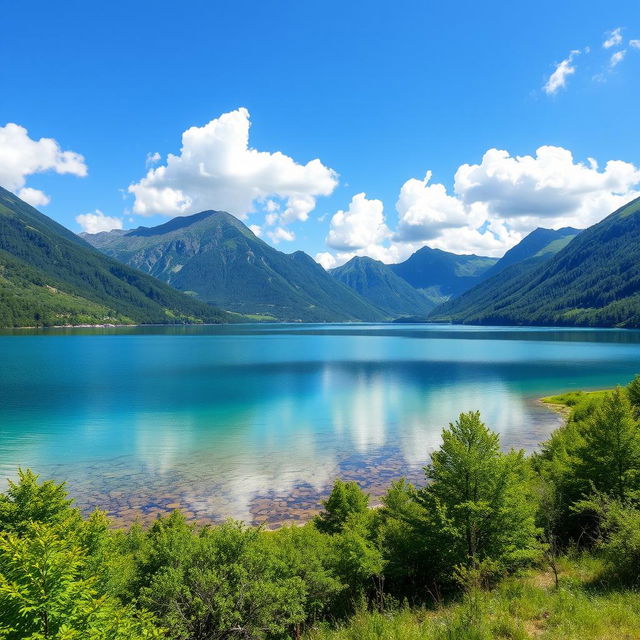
(306, 555, 640, 640)
(2, 375, 640, 638)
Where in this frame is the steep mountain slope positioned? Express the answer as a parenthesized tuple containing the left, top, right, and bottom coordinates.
(389, 247, 497, 304)
(481, 227, 581, 280)
(330, 256, 435, 318)
(84, 211, 386, 322)
(430, 197, 640, 327)
(0, 187, 228, 327)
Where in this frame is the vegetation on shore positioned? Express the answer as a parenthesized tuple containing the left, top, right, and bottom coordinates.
(3, 376, 640, 638)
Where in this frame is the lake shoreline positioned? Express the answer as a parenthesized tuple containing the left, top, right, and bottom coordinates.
(65, 394, 572, 531)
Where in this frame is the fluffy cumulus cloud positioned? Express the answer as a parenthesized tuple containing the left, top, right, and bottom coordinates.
(631, 40, 640, 49)
(0, 123, 87, 203)
(17, 187, 50, 207)
(453, 146, 640, 231)
(543, 50, 580, 95)
(317, 145, 640, 267)
(326, 193, 389, 251)
(128, 108, 338, 225)
(267, 226, 295, 244)
(603, 27, 623, 48)
(394, 171, 470, 242)
(75, 210, 124, 234)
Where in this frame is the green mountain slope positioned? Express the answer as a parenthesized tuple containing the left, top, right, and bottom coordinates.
(0, 187, 227, 327)
(481, 226, 581, 280)
(430, 197, 640, 327)
(330, 256, 435, 318)
(84, 211, 386, 322)
(389, 246, 497, 304)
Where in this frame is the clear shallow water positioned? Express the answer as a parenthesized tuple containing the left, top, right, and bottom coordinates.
(1, 323, 640, 526)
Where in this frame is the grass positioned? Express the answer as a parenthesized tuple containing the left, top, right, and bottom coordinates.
(304, 555, 640, 640)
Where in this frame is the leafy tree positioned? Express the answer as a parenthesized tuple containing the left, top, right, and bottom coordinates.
(265, 524, 345, 621)
(417, 412, 541, 577)
(574, 388, 640, 501)
(598, 500, 640, 584)
(376, 479, 436, 596)
(324, 513, 383, 612)
(314, 480, 370, 535)
(627, 374, 640, 413)
(135, 517, 306, 639)
(0, 523, 161, 639)
(0, 469, 77, 535)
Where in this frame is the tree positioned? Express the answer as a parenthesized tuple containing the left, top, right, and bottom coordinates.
(627, 374, 640, 414)
(329, 513, 383, 611)
(314, 480, 370, 535)
(136, 518, 306, 640)
(575, 388, 640, 501)
(264, 524, 345, 622)
(376, 479, 437, 596)
(0, 469, 77, 535)
(417, 412, 540, 577)
(0, 523, 161, 639)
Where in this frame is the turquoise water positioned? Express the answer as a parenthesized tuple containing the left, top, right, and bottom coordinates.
(1, 323, 640, 525)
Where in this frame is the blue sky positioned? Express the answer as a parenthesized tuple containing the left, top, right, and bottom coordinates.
(1, 1, 639, 266)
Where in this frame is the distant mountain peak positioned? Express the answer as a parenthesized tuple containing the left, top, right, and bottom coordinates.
(84, 209, 386, 322)
(429, 196, 640, 327)
(125, 209, 239, 238)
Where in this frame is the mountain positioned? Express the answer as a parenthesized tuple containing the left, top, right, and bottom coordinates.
(389, 247, 497, 304)
(480, 226, 581, 280)
(330, 256, 435, 318)
(84, 210, 386, 322)
(430, 197, 640, 327)
(0, 187, 228, 327)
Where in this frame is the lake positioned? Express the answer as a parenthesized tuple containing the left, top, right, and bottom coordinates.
(1, 323, 640, 526)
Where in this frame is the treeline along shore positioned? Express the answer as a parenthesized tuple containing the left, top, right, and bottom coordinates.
(3, 378, 640, 639)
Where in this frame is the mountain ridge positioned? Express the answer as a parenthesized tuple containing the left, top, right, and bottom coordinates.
(330, 256, 435, 318)
(84, 210, 387, 322)
(429, 197, 640, 327)
(0, 187, 228, 327)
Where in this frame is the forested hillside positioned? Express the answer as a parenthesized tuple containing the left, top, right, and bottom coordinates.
(84, 211, 386, 322)
(480, 226, 580, 280)
(430, 197, 640, 327)
(330, 256, 435, 317)
(389, 246, 496, 304)
(0, 187, 227, 327)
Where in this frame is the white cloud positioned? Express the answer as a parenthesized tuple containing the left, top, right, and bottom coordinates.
(630, 40, 640, 49)
(394, 172, 471, 241)
(0, 123, 87, 203)
(454, 146, 640, 229)
(543, 50, 580, 95)
(315, 252, 338, 269)
(609, 49, 626, 68)
(317, 145, 640, 265)
(326, 193, 389, 251)
(267, 226, 295, 244)
(249, 224, 263, 237)
(145, 151, 161, 167)
(17, 187, 50, 207)
(76, 210, 124, 234)
(603, 27, 623, 48)
(128, 108, 338, 223)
